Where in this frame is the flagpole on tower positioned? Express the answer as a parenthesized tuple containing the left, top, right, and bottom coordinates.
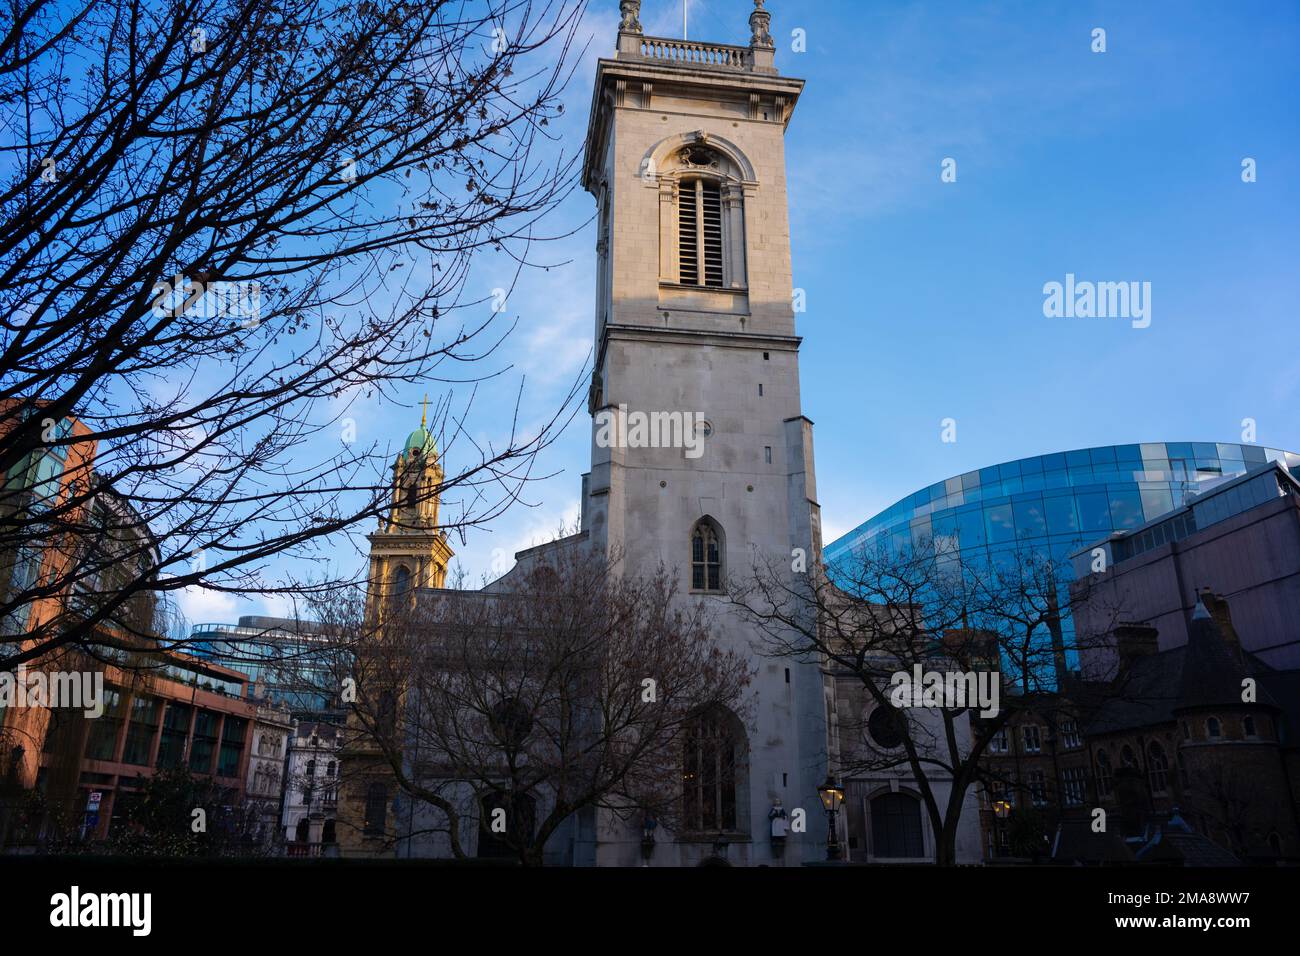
(683, 0, 687, 40)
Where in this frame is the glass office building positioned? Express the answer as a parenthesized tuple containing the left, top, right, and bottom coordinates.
(189, 617, 344, 721)
(825, 442, 1300, 667)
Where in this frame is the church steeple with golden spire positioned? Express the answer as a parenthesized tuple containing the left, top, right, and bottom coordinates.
(366, 399, 454, 618)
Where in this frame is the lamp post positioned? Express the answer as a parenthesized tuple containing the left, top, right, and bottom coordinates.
(817, 775, 846, 861)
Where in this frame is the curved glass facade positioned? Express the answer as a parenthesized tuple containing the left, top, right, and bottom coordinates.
(825, 442, 1300, 665)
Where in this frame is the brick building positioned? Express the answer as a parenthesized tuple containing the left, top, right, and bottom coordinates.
(976, 594, 1300, 864)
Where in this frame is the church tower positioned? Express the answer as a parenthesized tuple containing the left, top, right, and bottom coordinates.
(338, 405, 454, 858)
(365, 400, 454, 621)
(581, 1, 828, 865)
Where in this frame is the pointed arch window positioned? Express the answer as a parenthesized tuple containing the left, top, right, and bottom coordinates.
(1095, 750, 1113, 797)
(682, 705, 746, 832)
(1148, 743, 1169, 794)
(691, 518, 722, 592)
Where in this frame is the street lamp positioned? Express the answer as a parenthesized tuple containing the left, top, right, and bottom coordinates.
(816, 775, 846, 861)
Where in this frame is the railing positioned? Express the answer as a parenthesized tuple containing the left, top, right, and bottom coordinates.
(639, 37, 749, 70)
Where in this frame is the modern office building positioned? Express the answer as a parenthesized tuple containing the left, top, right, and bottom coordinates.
(825, 442, 1300, 666)
(188, 616, 344, 722)
(1072, 461, 1300, 671)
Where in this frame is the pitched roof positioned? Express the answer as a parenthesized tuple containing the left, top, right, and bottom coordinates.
(1077, 605, 1287, 736)
(1176, 600, 1266, 712)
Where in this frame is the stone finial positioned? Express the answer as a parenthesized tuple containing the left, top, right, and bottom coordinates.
(619, 0, 642, 34)
(749, 0, 774, 48)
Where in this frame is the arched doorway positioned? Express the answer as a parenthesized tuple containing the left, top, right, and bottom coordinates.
(870, 791, 924, 859)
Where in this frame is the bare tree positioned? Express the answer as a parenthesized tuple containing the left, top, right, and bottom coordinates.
(729, 536, 1119, 865)
(0, 0, 588, 668)
(316, 542, 753, 866)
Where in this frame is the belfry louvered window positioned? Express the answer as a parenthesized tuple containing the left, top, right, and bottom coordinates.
(679, 179, 724, 287)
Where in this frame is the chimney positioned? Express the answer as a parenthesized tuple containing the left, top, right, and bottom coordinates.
(1114, 623, 1159, 670)
(1197, 589, 1243, 664)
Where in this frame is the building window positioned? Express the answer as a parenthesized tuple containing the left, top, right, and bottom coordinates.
(1120, 744, 1137, 768)
(1206, 717, 1222, 739)
(1063, 767, 1086, 806)
(217, 716, 246, 777)
(1242, 715, 1257, 738)
(154, 702, 189, 770)
(363, 783, 389, 837)
(189, 709, 220, 773)
(690, 518, 723, 592)
(988, 728, 1009, 753)
(1095, 751, 1113, 798)
(1060, 719, 1081, 750)
(1148, 743, 1169, 794)
(678, 178, 724, 287)
(393, 564, 411, 599)
(1178, 752, 1190, 789)
(867, 705, 905, 751)
(1027, 770, 1047, 807)
(1022, 725, 1041, 753)
(121, 697, 161, 766)
(682, 705, 745, 832)
(870, 792, 924, 859)
(83, 689, 123, 761)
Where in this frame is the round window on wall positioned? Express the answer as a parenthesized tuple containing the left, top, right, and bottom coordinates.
(868, 706, 905, 750)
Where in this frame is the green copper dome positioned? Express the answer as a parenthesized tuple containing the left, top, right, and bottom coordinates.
(394, 398, 438, 465)
(404, 427, 433, 454)
(395, 395, 439, 466)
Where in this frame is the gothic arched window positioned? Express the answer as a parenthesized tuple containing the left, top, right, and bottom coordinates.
(1147, 743, 1168, 794)
(691, 518, 723, 592)
(682, 705, 746, 833)
(1095, 750, 1113, 797)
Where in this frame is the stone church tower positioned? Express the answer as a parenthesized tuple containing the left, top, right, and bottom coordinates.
(578, 0, 829, 865)
(365, 401, 454, 620)
(337, 404, 454, 858)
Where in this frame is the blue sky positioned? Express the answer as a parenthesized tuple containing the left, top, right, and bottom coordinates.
(182, 0, 1300, 624)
